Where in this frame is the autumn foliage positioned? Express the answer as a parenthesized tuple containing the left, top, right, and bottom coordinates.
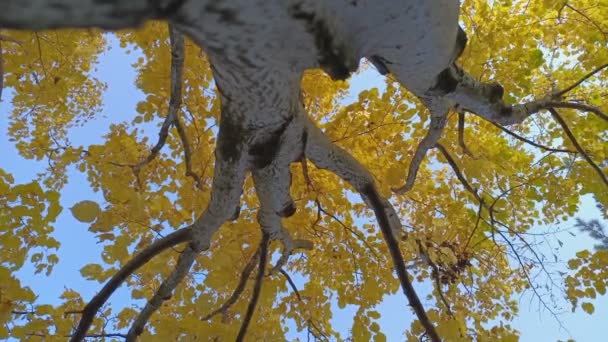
(1, 0, 607, 341)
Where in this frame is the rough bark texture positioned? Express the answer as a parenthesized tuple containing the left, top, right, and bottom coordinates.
(3, 0, 592, 340)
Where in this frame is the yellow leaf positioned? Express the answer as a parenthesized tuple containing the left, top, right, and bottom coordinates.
(80, 263, 103, 280)
(581, 302, 595, 315)
(70, 200, 101, 223)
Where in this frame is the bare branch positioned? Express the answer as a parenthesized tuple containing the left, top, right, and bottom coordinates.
(201, 248, 260, 321)
(70, 227, 192, 342)
(490, 121, 576, 153)
(548, 108, 608, 187)
(235, 232, 269, 342)
(553, 63, 608, 97)
(393, 114, 447, 194)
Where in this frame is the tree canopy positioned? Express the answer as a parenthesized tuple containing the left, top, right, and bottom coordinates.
(0, 0, 607, 341)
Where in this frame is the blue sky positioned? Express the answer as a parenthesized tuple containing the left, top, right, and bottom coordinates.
(1, 34, 607, 341)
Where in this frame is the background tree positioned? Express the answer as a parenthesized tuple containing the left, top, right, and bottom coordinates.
(0, 0, 607, 341)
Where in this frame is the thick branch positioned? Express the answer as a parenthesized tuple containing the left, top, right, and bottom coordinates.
(0, 0, 183, 30)
(235, 232, 269, 342)
(70, 227, 192, 342)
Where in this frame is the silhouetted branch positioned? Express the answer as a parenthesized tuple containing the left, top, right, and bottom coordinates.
(548, 101, 608, 122)
(279, 268, 302, 301)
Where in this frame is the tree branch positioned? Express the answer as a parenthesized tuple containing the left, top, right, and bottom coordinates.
(134, 25, 184, 173)
(174, 114, 204, 190)
(201, 248, 260, 321)
(553, 63, 608, 97)
(304, 119, 440, 342)
(435, 143, 482, 204)
(393, 113, 447, 194)
(279, 268, 302, 302)
(235, 232, 269, 342)
(0, 0, 184, 30)
(126, 244, 198, 341)
(490, 121, 576, 153)
(548, 101, 608, 122)
(457, 112, 475, 157)
(548, 108, 608, 187)
(70, 227, 192, 342)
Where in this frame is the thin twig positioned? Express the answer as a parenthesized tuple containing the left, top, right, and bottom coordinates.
(315, 199, 380, 260)
(69, 227, 192, 342)
(235, 232, 269, 342)
(548, 108, 608, 186)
